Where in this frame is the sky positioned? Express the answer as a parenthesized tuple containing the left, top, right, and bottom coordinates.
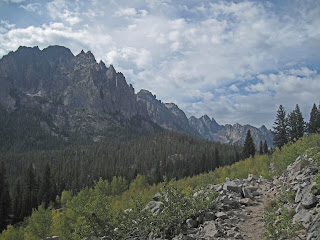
(0, 0, 319, 129)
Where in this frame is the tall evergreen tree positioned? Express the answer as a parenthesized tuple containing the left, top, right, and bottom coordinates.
(38, 163, 54, 208)
(295, 104, 305, 140)
(259, 140, 263, 155)
(287, 110, 297, 142)
(0, 161, 11, 231)
(288, 104, 305, 141)
(273, 105, 288, 149)
(20, 163, 38, 219)
(308, 103, 319, 133)
(13, 179, 23, 223)
(263, 140, 269, 154)
(242, 130, 255, 159)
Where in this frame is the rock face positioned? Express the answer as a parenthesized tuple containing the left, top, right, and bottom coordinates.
(189, 116, 274, 148)
(0, 46, 154, 137)
(136, 90, 199, 136)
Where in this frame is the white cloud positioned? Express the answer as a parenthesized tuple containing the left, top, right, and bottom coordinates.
(0, 0, 319, 128)
(115, 8, 137, 17)
(229, 84, 239, 92)
(20, 3, 41, 12)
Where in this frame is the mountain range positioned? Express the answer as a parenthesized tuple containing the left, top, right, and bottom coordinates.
(0, 46, 273, 147)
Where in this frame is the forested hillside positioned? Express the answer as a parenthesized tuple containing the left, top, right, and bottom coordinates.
(0, 128, 242, 231)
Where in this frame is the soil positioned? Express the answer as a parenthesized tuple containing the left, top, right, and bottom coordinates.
(237, 181, 276, 240)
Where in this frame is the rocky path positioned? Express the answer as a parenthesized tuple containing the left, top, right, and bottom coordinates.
(237, 181, 275, 240)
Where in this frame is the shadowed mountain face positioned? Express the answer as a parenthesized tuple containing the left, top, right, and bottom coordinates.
(0, 45, 273, 146)
(0, 46, 155, 138)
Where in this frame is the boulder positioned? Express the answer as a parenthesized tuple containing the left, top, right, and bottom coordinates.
(307, 212, 320, 240)
(302, 193, 318, 209)
(223, 181, 243, 194)
(215, 212, 229, 219)
(201, 221, 223, 238)
(242, 187, 254, 199)
(247, 174, 258, 182)
(153, 193, 161, 201)
(144, 201, 164, 214)
(186, 218, 198, 228)
(239, 198, 254, 206)
(293, 209, 313, 228)
(204, 211, 216, 221)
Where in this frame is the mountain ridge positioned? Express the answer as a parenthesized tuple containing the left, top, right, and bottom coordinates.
(0, 45, 273, 147)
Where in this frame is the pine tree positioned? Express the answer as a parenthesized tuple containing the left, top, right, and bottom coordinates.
(263, 140, 269, 154)
(273, 105, 288, 149)
(20, 163, 38, 219)
(13, 179, 23, 223)
(259, 140, 263, 155)
(38, 163, 53, 208)
(287, 110, 297, 142)
(0, 161, 11, 231)
(295, 104, 305, 140)
(288, 104, 305, 141)
(242, 130, 255, 159)
(309, 103, 319, 133)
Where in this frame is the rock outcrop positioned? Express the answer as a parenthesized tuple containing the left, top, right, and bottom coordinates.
(271, 151, 320, 239)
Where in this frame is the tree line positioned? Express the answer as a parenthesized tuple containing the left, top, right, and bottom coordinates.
(273, 103, 320, 149)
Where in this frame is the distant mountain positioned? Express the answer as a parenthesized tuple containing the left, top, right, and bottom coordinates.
(189, 115, 274, 148)
(0, 45, 273, 147)
(137, 92, 274, 148)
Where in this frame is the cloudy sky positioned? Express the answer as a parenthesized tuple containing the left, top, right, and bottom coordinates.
(1, 0, 319, 128)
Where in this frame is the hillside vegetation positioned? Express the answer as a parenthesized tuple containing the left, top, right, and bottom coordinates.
(1, 133, 319, 239)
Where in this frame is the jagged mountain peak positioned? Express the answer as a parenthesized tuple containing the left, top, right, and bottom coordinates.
(201, 114, 210, 121)
(0, 45, 157, 138)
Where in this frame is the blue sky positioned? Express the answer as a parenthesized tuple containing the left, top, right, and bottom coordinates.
(1, 0, 320, 128)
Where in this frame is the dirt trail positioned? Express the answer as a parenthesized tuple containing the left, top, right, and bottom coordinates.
(237, 181, 276, 240)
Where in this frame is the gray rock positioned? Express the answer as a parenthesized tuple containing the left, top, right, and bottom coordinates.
(144, 201, 164, 214)
(201, 221, 223, 238)
(204, 211, 216, 221)
(153, 193, 161, 201)
(223, 181, 243, 194)
(302, 193, 318, 209)
(247, 174, 258, 182)
(239, 198, 254, 206)
(307, 212, 320, 240)
(186, 218, 198, 228)
(215, 212, 229, 219)
(293, 209, 313, 228)
(242, 187, 254, 199)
